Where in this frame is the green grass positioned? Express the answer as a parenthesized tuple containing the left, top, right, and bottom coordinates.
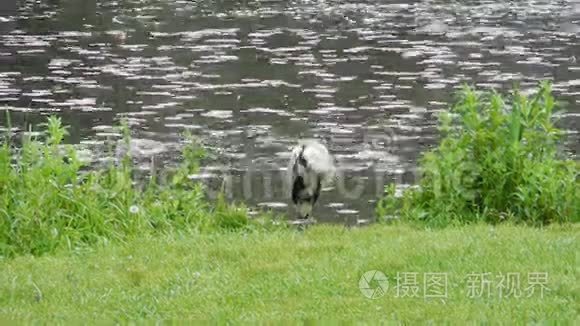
(0, 224, 577, 322)
(377, 82, 579, 226)
(0, 115, 280, 257)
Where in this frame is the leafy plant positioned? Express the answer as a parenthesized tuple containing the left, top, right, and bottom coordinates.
(377, 82, 579, 226)
(0, 115, 278, 257)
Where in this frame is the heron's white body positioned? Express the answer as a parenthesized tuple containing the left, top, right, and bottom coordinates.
(288, 139, 336, 219)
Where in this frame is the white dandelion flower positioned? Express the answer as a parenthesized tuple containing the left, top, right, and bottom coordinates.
(129, 205, 140, 214)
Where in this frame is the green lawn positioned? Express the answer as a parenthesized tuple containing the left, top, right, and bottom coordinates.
(0, 223, 577, 323)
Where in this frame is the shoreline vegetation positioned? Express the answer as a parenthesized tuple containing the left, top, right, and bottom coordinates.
(0, 83, 578, 321)
(0, 116, 283, 257)
(377, 81, 578, 226)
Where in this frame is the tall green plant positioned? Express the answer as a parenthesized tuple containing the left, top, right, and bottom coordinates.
(377, 82, 579, 226)
(0, 115, 277, 257)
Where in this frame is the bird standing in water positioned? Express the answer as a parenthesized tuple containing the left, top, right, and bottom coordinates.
(288, 139, 336, 221)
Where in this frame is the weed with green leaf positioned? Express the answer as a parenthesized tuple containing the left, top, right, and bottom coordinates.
(377, 82, 579, 226)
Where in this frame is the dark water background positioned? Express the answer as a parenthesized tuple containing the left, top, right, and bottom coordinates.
(1, 0, 579, 223)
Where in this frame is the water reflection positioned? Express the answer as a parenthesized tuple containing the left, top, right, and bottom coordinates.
(0, 0, 16, 32)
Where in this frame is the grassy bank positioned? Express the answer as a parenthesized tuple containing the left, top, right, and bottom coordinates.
(0, 83, 578, 322)
(0, 224, 578, 322)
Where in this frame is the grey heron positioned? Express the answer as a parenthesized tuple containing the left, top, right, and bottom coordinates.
(288, 139, 337, 220)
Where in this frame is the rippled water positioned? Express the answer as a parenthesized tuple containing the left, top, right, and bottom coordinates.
(1, 0, 579, 223)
